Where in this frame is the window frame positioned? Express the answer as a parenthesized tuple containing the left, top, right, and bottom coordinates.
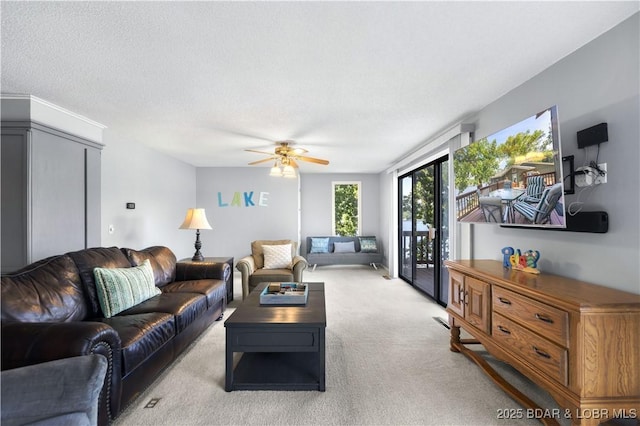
(331, 181, 361, 236)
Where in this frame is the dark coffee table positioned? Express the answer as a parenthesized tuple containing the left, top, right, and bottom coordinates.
(224, 282, 326, 392)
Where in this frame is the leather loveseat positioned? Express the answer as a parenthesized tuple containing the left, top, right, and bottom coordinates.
(1, 246, 229, 426)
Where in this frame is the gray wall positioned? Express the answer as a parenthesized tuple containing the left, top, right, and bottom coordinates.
(196, 167, 300, 262)
(470, 13, 639, 293)
(300, 173, 381, 253)
(101, 133, 197, 260)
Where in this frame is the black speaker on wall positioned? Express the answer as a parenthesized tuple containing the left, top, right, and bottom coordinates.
(563, 211, 609, 233)
(503, 211, 609, 233)
(577, 123, 608, 148)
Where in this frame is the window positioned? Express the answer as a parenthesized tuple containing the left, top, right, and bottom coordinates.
(332, 181, 361, 236)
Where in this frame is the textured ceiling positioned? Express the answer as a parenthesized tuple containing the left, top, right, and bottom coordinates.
(2, 1, 638, 173)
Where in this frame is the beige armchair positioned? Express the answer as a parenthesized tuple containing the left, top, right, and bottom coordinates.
(236, 239, 308, 299)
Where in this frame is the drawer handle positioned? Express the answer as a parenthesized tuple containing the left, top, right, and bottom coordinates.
(497, 297, 511, 305)
(532, 346, 551, 359)
(535, 313, 554, 324)
(497, 325, 511, 335)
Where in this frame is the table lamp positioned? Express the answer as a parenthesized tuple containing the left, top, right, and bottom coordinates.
(179, 208, 212, 261)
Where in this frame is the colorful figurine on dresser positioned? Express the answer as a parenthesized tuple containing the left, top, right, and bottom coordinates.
(502, 246, 540, 274)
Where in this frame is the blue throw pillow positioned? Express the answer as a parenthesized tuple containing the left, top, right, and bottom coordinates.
(310, 238, 330, 253)
(359, 237, 378, 253)
(333, 241, 356, 253)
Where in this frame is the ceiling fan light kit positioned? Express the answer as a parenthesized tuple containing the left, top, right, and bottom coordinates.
(246, 141, 329, 177)
(269, 162, 282, 177)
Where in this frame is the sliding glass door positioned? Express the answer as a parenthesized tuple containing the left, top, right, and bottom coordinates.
(399, 156, 449, 306)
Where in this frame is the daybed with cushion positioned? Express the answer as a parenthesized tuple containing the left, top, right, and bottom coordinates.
(305, 236, 383, 270)
(236, 239, 308, 299)
(1, 245, 230, 426)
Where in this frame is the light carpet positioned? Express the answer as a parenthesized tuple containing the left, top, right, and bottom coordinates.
(114, 266, 566, 426)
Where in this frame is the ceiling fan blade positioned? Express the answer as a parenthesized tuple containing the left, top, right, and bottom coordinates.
(296, 155, 330, 165)
(245, 149, 275, 156)
(289, 158, 300, 168)
(248, 157, 275, 165)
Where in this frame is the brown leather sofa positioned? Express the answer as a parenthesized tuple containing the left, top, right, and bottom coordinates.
(1, 246, 229, 426)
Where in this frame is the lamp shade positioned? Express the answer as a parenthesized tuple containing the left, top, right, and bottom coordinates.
(270, 164, 282, 176)
(282, 165, 296, 178)
(179, 208, 212, 230)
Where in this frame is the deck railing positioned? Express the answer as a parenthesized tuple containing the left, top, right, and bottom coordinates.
(401, 231, 433, 266)
(455, 172, 557, 220)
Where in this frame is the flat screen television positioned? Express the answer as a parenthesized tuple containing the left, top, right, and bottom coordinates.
(453, 105, 566, 228)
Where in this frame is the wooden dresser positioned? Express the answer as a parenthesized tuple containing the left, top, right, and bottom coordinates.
(445, 259, 640, 425)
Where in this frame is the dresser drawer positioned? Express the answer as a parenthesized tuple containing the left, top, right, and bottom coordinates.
(493, 286, 568, 347)
(493, 312, 568, 385)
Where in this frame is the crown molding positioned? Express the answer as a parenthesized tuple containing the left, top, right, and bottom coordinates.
(1, 94, 107, 129)
(386, 122, 475, 174)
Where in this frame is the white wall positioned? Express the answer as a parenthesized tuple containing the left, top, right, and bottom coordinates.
(470, 13, 639, 293)
(101, 132, 197, 260)
(195, 167, 300, 263)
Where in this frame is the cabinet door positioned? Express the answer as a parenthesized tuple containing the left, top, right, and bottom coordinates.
(31, 129, 86, 260)
(465, 276, 491, 333)
(1, 130, 29, 273)
(448, 270, 465, 317)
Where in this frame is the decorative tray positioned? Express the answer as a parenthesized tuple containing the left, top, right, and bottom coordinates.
(260, 282, 309, 305)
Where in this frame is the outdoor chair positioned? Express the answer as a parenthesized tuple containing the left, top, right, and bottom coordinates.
(479, 196, 504, 223)
(521, 175, 545, 203)
(512, 183, 563, 224)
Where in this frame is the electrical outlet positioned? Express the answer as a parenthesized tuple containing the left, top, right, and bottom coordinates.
(575, 167, 592, 187)
(575, 163, 607, 187)
(593, 163, 607, 184)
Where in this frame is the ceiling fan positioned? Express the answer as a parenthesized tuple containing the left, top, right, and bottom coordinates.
(245, 141, 329, 177)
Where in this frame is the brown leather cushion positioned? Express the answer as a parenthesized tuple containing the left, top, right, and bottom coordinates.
(123, 246, 177, 288)
(1, 255, 87, 323)
(162, 279, 226, 308)
(251, 240, 298, 269)
(99, 312, 175, 375)
(248, 268, 294, 289)
(67, 247, 132, 317)
(120, 293, 207, 334)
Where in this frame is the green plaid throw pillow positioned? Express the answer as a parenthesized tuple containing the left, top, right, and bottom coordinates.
(93, 259, 160, 318)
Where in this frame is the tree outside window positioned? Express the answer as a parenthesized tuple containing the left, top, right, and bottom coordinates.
(332, 182, 360, 236)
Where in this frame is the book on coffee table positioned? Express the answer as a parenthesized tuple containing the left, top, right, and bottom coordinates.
(259, 282, 309, 305)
